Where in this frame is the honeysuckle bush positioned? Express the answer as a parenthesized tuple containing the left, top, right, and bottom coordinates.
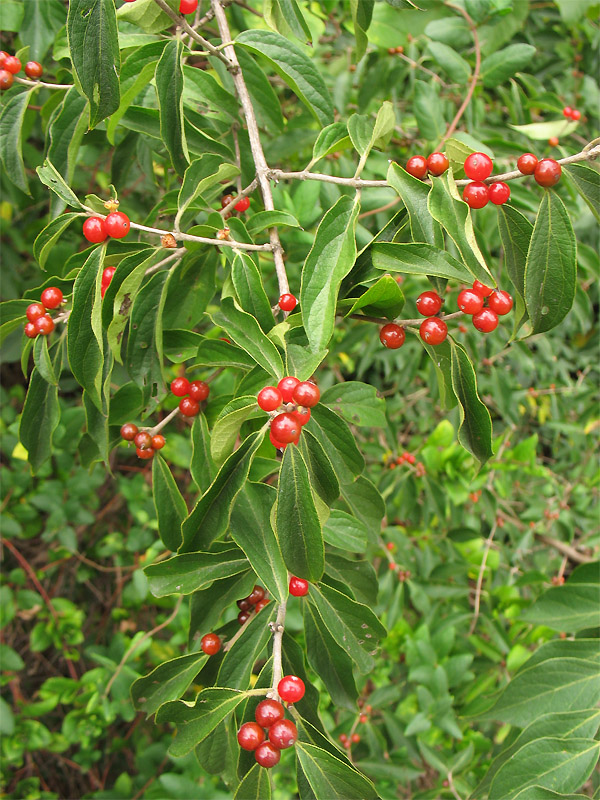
(1, 0, 599, 798)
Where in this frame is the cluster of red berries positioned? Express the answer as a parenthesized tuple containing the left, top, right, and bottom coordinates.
(457, 280, 513, 333)
(221, 192, 251, 214)
(236, 584, 270, 625)
(379, 289, 448, 349)
(24, 287, 64, 339)
(237, 677, 305, 768)
(387, 451, 426, 477)
(405, 152, 450, 179)
(256, 377, 320, 450)
(339, 704, 373, 749)
(0, 51, 42, 91)
(387, 45, 405, 55)
(516, 153, 562, 187)
(120, 423, 165, 460)
(83, 212, 130, 244)
(461, 153, 510, 209)
(170, 375, 210, 417)
(562, 106, 581, 121)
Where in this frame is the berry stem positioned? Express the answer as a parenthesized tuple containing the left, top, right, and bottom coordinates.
(150, 0, 235, 67)
(268, 600, 287, 700)
(345, 310, 464, 327)
(211, 0, 290, 296)
(15, 76, 73, 90)
(148, 406, 181, 436)
(220, 178, 259, 217)
(144, 249, 187, 276)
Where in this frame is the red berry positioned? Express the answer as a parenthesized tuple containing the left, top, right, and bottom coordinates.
(83, 217, 107, 243)
(35, 315, 54, 336)
(359, 714, 368, 723)
(238, 610, 251, 625)
(268, 719, 297, 750)
(40, 287, 63, 309)
(136, 447, 154, 460)
(255, 597, 270, 612)
(179, 0, 198, 13)
(234, 196, 250, 212)
(104, 211, 130, 239)
(269, 430, 288, 450)
(472, 308, 499, 333)
(255, 699, 285, 728)
(220, 194, 234, 208)
(488, 182, 510, 205)
(289, 576, 309, 597)
(563, 106, 573, 118)
(255, 742, 280, 768)
(237, 722, 265, 751)
(379, 323, 405, 349)
(472, 280, 493, 298)
(534, 158, 561, 188)
(339, 734, 348, 744)
(4, 56, 21, 75)
(134, 431, 152, 449)
(248, 585, 265, 605)
(188, 380, 209, 402)
(406, 155, 428, 179)
(488, 289, 513, 315)
(200, 633, 221, 655)
(427, 152, 449, 176)
(179, 397, 200, 417)
(171, 377, 190, 397)
(277, 675, 305, 703)
(419, 318, 447, 345)
(120, 423, 138, 441)
(26, 303, 46, 323)
(571, 109, 581, 121)
(462, 181, 489, 209)
(0, 52, 7, 69)
(0, 70, 14, 90)
(258, 386, 283, 412)
(464, 152, 493, 181)
(351, 733, 360, 743)
(548, 136, 559, 147)
(457, 289, 484, 315)
(102, 267, 116, 286)
(517, 153, 538, 175)
(293, 407, 311, 426)
(24, 61, 42, 79)
(270, 413, 300, 444)
(277, 376, 300, 404)
(292, 381, 320, 408)
(151, 434, 166, 450)
(237, 597, 251, 611)
(24, 322, 37, 339)
(278, 293, 297, 312)
(416, 290, 443, 316)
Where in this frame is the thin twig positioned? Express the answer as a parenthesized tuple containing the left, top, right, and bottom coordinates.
(151, 0, 234, 66)
(220, 178, 259, 217)
(270, 169, 387, 188)
(346, 310, 464, 327)
(536, 535, 594, 564)
(15, 76, 73, 90)
(144, 249, 186, 276)
(267, 601, 287, 700)
(468, 519, 498, 636)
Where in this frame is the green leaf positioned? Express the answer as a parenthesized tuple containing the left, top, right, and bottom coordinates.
(67, 245, 105, 409)
(190, 414, 215, 493)
(131, 653, 207, 716)
(321, 382, 386, 428)
(325, 554, 378, 606)
(46, 87, 89, 216)
(180, 429, 265, 552)
(125, 271, 168, 388)
(343, 274, 405, 320)
(210, 396, 262, 466)
(371, 242, 474, 283)
(234, 763, 271, 800)
(116, 0, 172, 33)
(217, 605, 275, 689)
(524, 192, 577, 335)
(176, 155, 239, 227)
(189, 571, 255, 646)
(387, 162, 443, 248)
(310, 122, 350, 165)
(347, 101, 395, 158)
(303, 602, 358, 710)
(422, 338, 457, 410)
(152, 454, 187, 552)
(428, 174, 494, 284)
(481, 657, 600, 727)
(0, 300, 32, 345)
(480, 43, 536, 87)
(449, 339, 493, 465)
(237, 48, 284, 134)
(296, 742, 379, 800)
(230, 483, 288, 604)
(301, 196, 360, 353)
(340, 476, 384, 537)
(508, 119, 578, 140)
(0, 0, 24, 30)
(183, 65, 239, 120)
(498, 205, 532, 334)
(350, 0, 374, 60)
(155, 38, 189, 175)
(33, 213, 83, 271)
(413, 80, 446, 141)
(286, 345, 328, 383)
(323, 510, 368, 553)
(67, 0, 120, 127)
(565, 164, 600, 221)
(276, 445, 325, 582)
(246, 210, 301, 238)
(308, 405, 365, 485)
(36, 159, 84, 209)
(19, 368, 60, 473)
(264, 0, 312, 44)
(189, 337, 256, 371)
(231, 254, 274, 333)
(297, 430, 340, 507)
(236, 30, 334, 126)
(489, 737, 600, 800)
(521, 577, 600, 633)
(209, 297, 284, 380)
(0, 89, 34, 194)
(21, 0, 66, 61)
(309, 584, 386, 674)
(426, 41, 471, 84)
(145, 548, 249, 597)
(33, 336, 58, 386)
(156, 688, 248, 757)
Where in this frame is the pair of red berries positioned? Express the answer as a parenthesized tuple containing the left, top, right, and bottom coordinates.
(83, 212, 130, 244)
(516, 154, 562, 187)
(405, 152, 450, 179)
(563, 106, 581, 121)
(170, 376, 210, 418)
(339, 732, 361, 748)
(0, 51, 42, 90)
(461, 152, 511, 209)
(457, 280, 513, 333)
(120, 423, 165, 460)
(24, 287, 64, 339)
(257, 377, 320, 449)
(220, 193, 251, 213)
(237, 585, 270, 624)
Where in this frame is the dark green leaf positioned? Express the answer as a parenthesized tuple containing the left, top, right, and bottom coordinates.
(237, 48, 284, 134)
(189, 337, 256, 371)
(131, 653, 207, 715)
(191, 414, 216, 494)
(449, 339, 493, 465)
(323, 510, 368, 553)
(19, 369, 60, 473)
(321, 381, 386, 428)
(387, 161, 443, 248)
(46, 88, 89, 215)
(152, 454, 187, 551)
(521, 576, 600, 632)
(347, 102, 395, 158)
(155, 39, 188, 175)
(497, 205, 532, 334)
(126, 270, 168, 388)
(426, 41, 471, 83)
(325, 554, 379, 606)
(296, 743, 379, 800)
(350, 0, 374, 60)
(414, 81, 446, 141)
(183, 65, 239, 120)
(234, 763, 271, 800)
(217, 605, 275, 689)
(36, 159, 84, 209)
(480, 43, 536, 87)
(176, 155, 239, 227)
(565, 164, 600, 221)
(308, 405, 364, 485)
(340, 476, 384, 539)
(311, 122, 350, 165)
(145, 548, 249, 597)
(297, 430, 340, 507)
(33, 212, 83, 271)
(231, 254, 274, 333)
(0, 89, 34, 194)
(421, 338, 457, 410)
(245, 210, 300, 238)
(33, 336, 57, 386)
(343, 274, 405, 320)
(371, 242, 474, 283)
(210, 396, 262, 466)
(20, 0, 66, 61)
(0, 300, 30, 345)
